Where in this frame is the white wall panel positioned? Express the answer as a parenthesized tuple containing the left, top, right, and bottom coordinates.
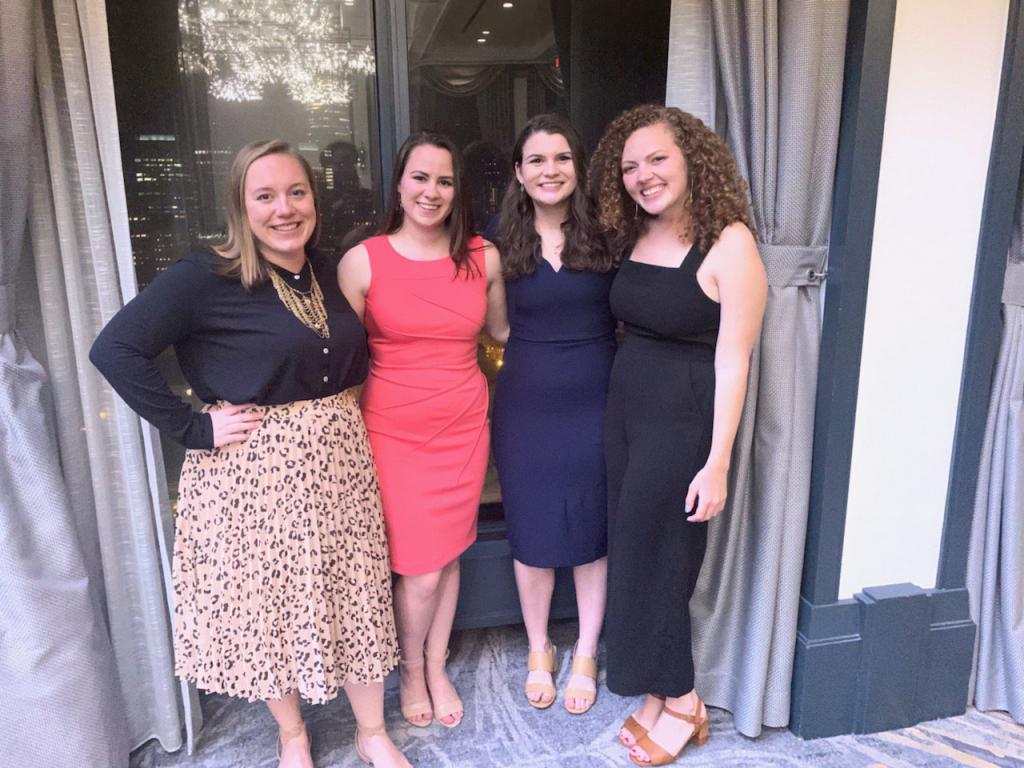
(839, 0, 1008, 599)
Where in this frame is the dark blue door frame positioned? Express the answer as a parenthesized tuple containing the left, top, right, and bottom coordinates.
(791, 0, 1024, 739)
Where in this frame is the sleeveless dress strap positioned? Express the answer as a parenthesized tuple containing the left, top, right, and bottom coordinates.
(682, 244, 709, 276)
(362, 235, 399, 285)
(468, 235, 487, 277)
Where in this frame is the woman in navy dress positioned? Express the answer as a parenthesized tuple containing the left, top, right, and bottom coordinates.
(492, 114, 616, 715)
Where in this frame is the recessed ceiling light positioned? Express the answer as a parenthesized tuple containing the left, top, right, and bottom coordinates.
(482, 30, 491, 35)
(502, 2, 514, 7)
(477, 37, 487, 43)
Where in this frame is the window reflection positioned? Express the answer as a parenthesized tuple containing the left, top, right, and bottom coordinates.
(108, 0, 381, 503)
(406, 0, 566, 506)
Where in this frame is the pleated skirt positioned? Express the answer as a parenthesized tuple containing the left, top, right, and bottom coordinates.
(172, 389, 399, 704)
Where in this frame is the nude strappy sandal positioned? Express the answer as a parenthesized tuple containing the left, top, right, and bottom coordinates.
(426, 649, 464, 728)
(563, 645, 598, 714)
(398, 656, 433, 727)
(525, 641, 558, 709)
(276, 721, 309, 760)
(354, 722, 387, 765)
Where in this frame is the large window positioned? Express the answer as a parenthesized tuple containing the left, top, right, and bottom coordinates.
(108, 0, 381, 500)
(405, 0, 565, 507)
(107, 0, 670, 520)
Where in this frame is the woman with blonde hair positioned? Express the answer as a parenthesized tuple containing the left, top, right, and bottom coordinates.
(339, 131, 507, 730)
(591, 106, 767, 765)
(91, 140, 409, 768)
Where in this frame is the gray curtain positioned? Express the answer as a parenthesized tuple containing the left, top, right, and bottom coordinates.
(2, 0, 201, 760)
(665, 0, 717, 128)
(1, 1, 127, 765)
(683, 0, 850, 737)
(967, 169, 1024, 725)
(419, 64, 505, 97)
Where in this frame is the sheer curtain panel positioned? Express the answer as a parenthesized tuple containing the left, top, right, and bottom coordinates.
(1, 1, 128, 765)
(2, 0, 202, 762)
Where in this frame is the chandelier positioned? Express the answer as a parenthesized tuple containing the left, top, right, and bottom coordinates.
(178, 0, 376, 105)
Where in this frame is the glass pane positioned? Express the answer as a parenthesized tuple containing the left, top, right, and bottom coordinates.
(107, 0, 381, 504)
(406, 0, 564, 507)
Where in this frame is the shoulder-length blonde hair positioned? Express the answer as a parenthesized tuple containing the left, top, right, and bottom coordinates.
(213, 139, 322, 290)
(591, 105, 754, 256)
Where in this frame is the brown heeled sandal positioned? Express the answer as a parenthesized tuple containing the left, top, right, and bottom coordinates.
(619, 694, 665, 747)
(426, 649, 464, 728)
(354, 722, 387, 765)
(399, 656, 433, 728)
(525, 641, 558, 709)
(563, 647, 597, 715)
(276, 721, 309, 760)
(629, 699, 709, 765)
(619, 715, 649, 747)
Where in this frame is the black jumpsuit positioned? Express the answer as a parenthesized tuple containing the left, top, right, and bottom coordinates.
(604, 245, 719, 697)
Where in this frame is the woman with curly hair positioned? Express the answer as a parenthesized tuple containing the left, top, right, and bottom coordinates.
(492, 114, 616, 714)
(591, 105, 767, 764)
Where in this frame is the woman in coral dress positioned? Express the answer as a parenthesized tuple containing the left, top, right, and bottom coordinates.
(339, 131, 507, 729)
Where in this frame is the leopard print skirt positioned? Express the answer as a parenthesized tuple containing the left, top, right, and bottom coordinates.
(172, 388, 399, 704)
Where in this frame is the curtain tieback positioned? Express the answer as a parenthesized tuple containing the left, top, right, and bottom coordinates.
(1003, 262, 1024, 307)
(757, 244, 829, 288)
(0, 282, 14, 334)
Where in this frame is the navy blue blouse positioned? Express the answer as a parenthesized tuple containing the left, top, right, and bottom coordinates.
(90, 248, 368, 449)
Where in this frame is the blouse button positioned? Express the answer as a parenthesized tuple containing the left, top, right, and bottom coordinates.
(322, 376, 329, 383)
(323, 347, 329, 354)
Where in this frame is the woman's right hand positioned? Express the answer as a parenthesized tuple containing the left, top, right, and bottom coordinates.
(210, 403, 265, 447)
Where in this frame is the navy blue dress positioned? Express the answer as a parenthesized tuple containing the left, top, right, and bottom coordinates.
(492, 257, 616, 568)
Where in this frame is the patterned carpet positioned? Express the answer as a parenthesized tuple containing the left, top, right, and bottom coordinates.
(131, 620, 1024, 768)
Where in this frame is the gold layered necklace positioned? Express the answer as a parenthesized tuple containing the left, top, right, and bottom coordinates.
(268, 263, 330, 339)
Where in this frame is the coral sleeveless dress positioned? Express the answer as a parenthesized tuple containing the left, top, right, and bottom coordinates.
(359, 234, 490, 575)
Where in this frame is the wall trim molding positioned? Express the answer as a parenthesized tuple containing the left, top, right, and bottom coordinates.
(801, 0, 897, 606)
(453, 521, 579, 630)
(790, 585, 975, 739)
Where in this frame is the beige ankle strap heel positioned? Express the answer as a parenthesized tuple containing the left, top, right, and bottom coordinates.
(355, 722, 387, 765)
(276, 721, 308, 760)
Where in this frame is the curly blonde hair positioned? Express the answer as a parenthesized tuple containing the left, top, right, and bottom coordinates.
(591, 105, 755, 255)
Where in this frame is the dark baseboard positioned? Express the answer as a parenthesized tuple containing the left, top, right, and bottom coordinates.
(790, 584, 975, 739)
(453, 530, 580, 631)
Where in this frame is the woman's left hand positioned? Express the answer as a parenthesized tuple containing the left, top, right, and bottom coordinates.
(685, 463, 729, 522)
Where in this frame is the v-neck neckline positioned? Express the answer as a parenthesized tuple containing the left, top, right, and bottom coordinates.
(539, 255, 563, 274)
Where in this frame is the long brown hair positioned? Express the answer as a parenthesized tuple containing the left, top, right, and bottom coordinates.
(213, 139, 321, 290)
(497, 114, 612, 280)
(379, 131, 480, 278)
(591, 105, 755, 255)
